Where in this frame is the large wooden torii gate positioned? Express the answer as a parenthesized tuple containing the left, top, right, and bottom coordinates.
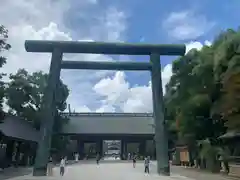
(25, 40, 185, 176)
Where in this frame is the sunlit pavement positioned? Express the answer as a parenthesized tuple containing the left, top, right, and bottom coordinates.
(103, 156, 121, 160)
(5, 161, 234, 180)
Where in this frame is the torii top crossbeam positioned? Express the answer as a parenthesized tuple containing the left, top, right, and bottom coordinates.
(25, 40, 186, 56)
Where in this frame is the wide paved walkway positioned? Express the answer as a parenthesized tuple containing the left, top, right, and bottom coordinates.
(3, 161, 235, 180)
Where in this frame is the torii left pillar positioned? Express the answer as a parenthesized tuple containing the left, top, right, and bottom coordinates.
(33, 49, 62, 176)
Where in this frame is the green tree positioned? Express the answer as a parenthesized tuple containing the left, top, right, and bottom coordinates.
(0, 25, 11, 67)
(165, 28, 240, 146)
(0, 25, 11, 118)
(164, 40, 227, 143)
(211, 29, 240, 131)
(5, 69, 70, 152)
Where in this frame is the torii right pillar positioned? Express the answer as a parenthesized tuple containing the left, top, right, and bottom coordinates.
(150, 53, 170, 176)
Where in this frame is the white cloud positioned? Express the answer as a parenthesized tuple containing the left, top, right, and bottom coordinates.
(3, 23, 71, 75)
(1, 1, 213, 114)
(96, 105, 116, 113)
(91, 40, 211, 113)
(0, 0, 70, 29)
(99, 7, 127, 42)
(1, 0, 128, 112)
(93, 64, 173, 113)
(163, 11, 215, 40)
(185, 40, 212, 54)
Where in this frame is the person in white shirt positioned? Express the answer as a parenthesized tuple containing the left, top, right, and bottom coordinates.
(47, 156, 54, 176)
(128, 153, 131, 160)
(75, 153, 79, 162)
(60, 157, 66, 176)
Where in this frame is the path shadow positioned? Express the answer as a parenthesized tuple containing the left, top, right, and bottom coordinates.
(0, 167, 32, 180)
(77, 159, 143, 165)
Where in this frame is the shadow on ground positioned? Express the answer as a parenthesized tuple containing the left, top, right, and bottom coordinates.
(0, 160, 79, 180)
(0, 167, 32, 180)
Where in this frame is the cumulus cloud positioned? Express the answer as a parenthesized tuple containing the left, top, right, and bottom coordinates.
(91, 40, 211, 113)
(162, 11, 215, 40)
(185, 40, 212, 54)
(3, 23, 71, 75)
(93, 63, 173, 113)
(1, 1, 212, 113)
(0, 0, 128, 112)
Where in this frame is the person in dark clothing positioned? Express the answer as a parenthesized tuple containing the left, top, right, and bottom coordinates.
(144, 156, 150, 173)
(47, 156, 54, 176)
(0, 143, 6, 171)
(96, 153, 100, 165)
(132, 155, 137, 168)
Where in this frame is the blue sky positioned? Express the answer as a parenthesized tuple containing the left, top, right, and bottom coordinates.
(65, 0, 240, 43)
(64, 0, 240, 86)
(1, 0, 240, 112)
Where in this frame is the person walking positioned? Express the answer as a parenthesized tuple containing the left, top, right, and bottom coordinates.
(59, 157, 66, 176)
(144, 156, 150, 174)
(75, 153, 79, 162)
(47, 156, 54, 176)
(132, 154, 137, 168)
(96, 153, 100, 165)
(0, 143, 6, 172)
(128, 153, 131, 160)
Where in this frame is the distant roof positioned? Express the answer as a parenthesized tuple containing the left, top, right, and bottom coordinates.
(61, 113, 155, 135)
(0, 116, 39, 142)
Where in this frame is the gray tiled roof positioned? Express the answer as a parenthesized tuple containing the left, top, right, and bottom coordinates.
(0, 116, 39, 142)
(62, 113, 155, 135)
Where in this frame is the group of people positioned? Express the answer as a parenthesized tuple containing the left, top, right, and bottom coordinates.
(47, 153, 151, 176)
(47, 156, 67, 177)
(131, 154, 151, 174)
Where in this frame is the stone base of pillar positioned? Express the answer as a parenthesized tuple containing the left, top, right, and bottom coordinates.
(78, 141, 84, 160)
(33, 166, 47, 176)
(158, 166, 170, 176)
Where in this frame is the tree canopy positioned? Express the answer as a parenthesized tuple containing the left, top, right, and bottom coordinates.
(0, 25, 69, 155)
(0, 25, 11, 118)
(5, 69, 70, 152)
(5, 69, 69, 128)
(164, 29, 240, 145)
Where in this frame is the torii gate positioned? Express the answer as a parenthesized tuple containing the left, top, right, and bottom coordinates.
(25, 40, 185, 176)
